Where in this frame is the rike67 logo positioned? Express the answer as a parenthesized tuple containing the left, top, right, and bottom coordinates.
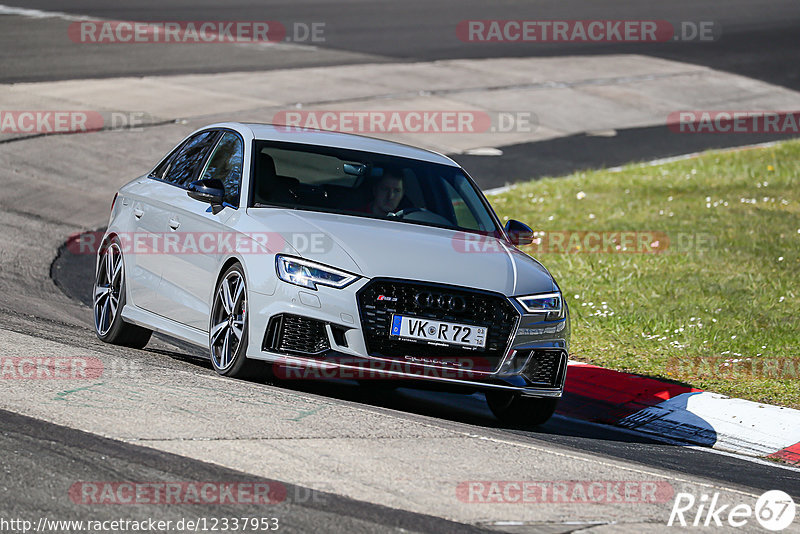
(668, 490, 796, 531)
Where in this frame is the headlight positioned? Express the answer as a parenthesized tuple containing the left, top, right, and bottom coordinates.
(516, 292, 563, 319)
(276, 255, 358, 290)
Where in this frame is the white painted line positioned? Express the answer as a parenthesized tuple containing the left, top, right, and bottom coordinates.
(0, 3, 318, 53)
(463, 147, 503, 156)
(483, 184, 515, 196)
(0, 4, 88, 21)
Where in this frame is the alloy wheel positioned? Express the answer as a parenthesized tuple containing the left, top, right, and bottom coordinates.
(210, 270, 247, 371)
(93, 242, 123, 336)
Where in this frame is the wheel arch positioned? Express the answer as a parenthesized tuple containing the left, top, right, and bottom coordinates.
(215, 255, 246, 290)
(94, 231, 123, 281)
(96, 231, 131, 307)
(96, 231, 119, 264)
(211, 255, 249, 323)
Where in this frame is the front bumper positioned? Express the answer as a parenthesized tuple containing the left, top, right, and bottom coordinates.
(245, 277, 569, 397)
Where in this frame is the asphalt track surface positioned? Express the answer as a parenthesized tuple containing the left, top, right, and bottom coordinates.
(50, 235, 800, 501)
(0, 410, 492, 534)
(1, 0, 799, 92)
(2, 1, 800, 532)
(2, 1, 798, 183)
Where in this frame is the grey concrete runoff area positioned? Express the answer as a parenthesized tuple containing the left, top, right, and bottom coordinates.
(1, 1, 800, 532)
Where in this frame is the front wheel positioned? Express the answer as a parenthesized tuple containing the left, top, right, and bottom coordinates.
(485, 391, 558, 428)
(209, 263, 260, 378)
(93, 237, 152, 349)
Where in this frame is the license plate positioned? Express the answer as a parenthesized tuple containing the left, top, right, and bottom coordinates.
(389, 315, 487, 349)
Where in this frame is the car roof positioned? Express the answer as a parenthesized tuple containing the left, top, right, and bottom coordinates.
(205, 122, 460, 167)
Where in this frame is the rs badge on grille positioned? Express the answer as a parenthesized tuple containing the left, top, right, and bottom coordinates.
(414, 291, 467, 313)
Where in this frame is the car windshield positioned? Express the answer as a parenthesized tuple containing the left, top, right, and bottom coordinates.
(250, 140, 502, 236)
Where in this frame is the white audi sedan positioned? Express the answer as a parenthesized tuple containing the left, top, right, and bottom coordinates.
(94, 122, 569, 426)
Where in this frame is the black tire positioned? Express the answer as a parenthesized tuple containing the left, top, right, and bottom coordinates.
(485, 391, 558, 428)
(93, 237, 152, 349)
(209, 263, 260, 378)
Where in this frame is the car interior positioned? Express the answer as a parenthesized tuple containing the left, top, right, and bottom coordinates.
(253, 149, 428, 215)
(249, 144, 499, 234)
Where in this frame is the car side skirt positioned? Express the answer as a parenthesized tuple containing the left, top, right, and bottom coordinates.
(121, 304, 208, 348)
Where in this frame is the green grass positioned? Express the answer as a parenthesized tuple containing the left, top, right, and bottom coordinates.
(489, 140, 800, 408)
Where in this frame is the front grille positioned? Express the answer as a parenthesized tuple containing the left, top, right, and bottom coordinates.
(356, 279, 519, 372)
(263, 314, 329, 356)
(521, 350, 565, 387)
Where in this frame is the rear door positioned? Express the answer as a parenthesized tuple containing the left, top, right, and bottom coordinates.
(140, 129, 221, 319)
(125, 140, 187, 312)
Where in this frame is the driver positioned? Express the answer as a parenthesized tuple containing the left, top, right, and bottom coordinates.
(360, 168, 405, 216)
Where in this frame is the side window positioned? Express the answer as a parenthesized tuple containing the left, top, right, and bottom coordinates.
(442, 174, 493, 231)
(162, 131, 219, 187)
(201, 132, 244, 206)
(151, 145, 182, 180)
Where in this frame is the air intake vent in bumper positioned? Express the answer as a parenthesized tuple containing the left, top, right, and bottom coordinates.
(520, 350, 566, 387)
(263, 314, 330, 356)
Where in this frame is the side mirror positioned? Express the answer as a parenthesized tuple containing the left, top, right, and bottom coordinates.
(187, 179, 225, 206)
(505, 219, 534, 246)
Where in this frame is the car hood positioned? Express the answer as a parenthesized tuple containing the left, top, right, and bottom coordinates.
(246, 208, 557, 296)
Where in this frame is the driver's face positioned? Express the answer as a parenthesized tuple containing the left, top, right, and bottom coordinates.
(372, 176, 403, 214)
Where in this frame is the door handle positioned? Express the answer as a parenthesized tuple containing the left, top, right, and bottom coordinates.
(133, 207, 144, 219)
(168, 218, 181, 230)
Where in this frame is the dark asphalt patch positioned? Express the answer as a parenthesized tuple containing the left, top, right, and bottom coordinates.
(0, 409, 494, 534)
(453, 125, 800, 189)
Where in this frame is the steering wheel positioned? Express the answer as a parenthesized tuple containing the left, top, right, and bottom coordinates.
(391, 207, 423, 217)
